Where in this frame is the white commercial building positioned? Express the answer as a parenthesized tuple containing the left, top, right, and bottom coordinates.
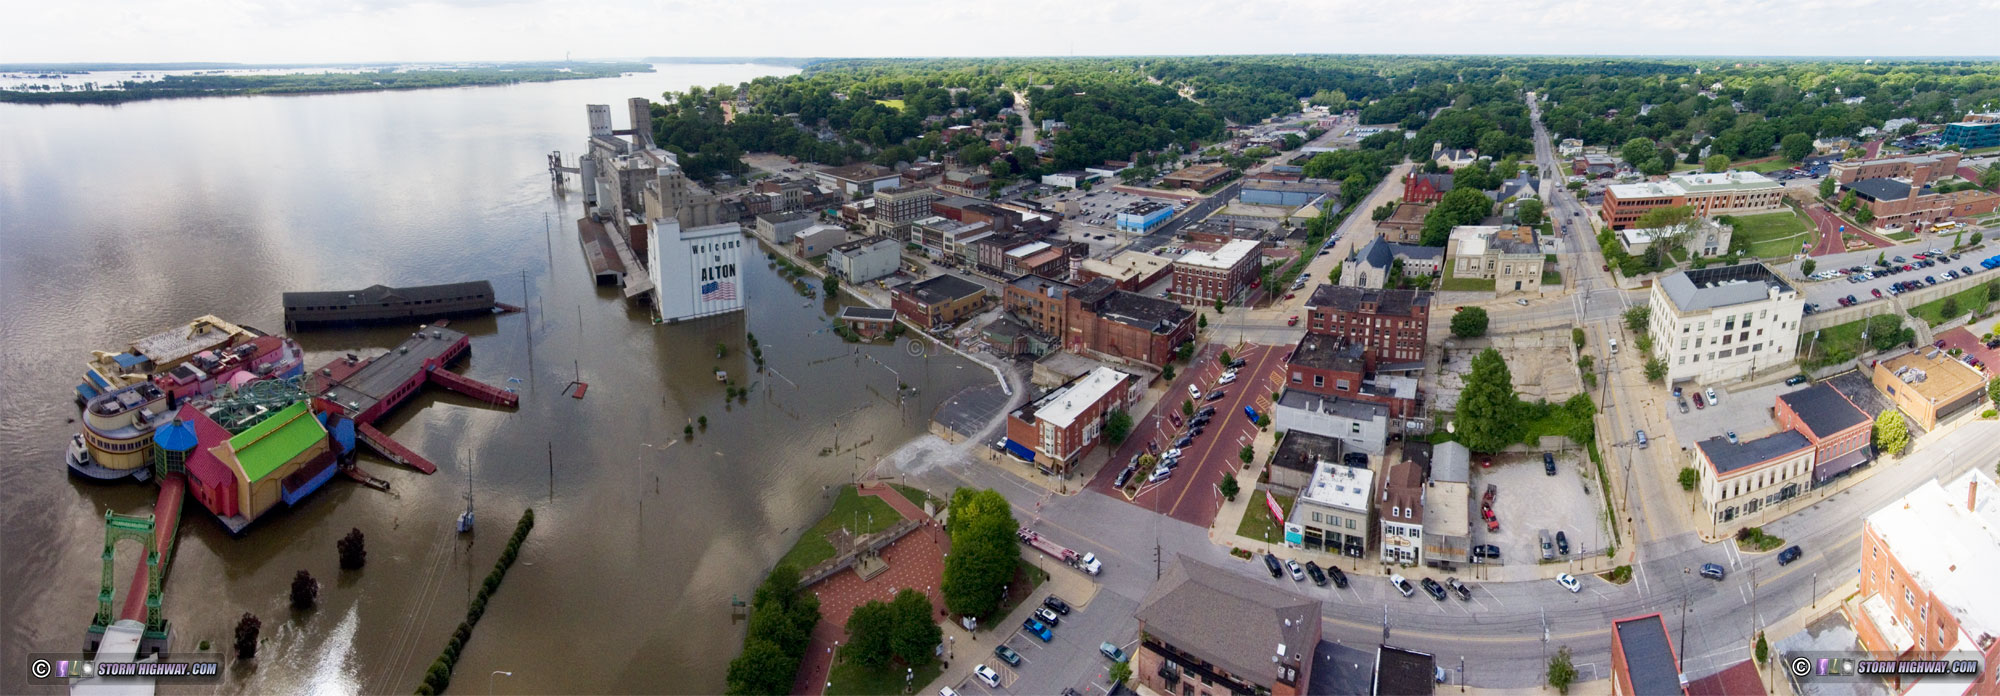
(649, 220, 748, 322)
(1286, 459, 1374, 558)
(827, 235, 900, 284)
(1648, 262, 1803, 385)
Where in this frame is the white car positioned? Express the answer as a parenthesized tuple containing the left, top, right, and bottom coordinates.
(1189, 385, 1202, 399)
(1164, 448, 1183, 460)
(1556, 573, 1581, 593)
(1148, 467, 1172, 483)
(974, 664, 1001, 688)
(1705, 387, 1719, 404)
(1218, 373, 1238, 385)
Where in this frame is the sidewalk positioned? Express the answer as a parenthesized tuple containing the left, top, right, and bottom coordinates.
(918, 552, 1103, 695)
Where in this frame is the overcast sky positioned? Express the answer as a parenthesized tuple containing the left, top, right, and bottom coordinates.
(7, 0, 1998, 64)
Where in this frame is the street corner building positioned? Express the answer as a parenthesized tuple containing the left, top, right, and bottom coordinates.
(1871, 347, 1988, 430)
(1002, 366, 1137, 474)
(1133, 555, 1322, 696)
(1691, 383, 1870, 532)
(890, 274, 987, 331)
(1850, 468, 2000, 694)
(1599, 171, 1784, 230)
(1648, 262, 1803, 385)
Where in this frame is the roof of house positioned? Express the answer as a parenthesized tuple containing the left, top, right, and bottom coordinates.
(1381, 458, 1425, 524)
(1685, 659, 1763, 696)
(1697, 430, 1812, 475)
(1270, 430, 1342, 474)
(1658, 262, 1794, 313)
(1135, 555, 1322, 688)
(1390, 243, 1444, 261)
(894, 275, 987, 305)
(1612, 614, 1684, 696)
(1776, 383, 1870, 438)
(1430, 442, 1470, 484)
(1864, 469, 2000, 645)
(227, 401, 327, 483)
(1277, 389, 1388, 422)
(1848, 177, 1912, 202)
(829, 235, 894, 255)
(1306, 284, 1433, 316)
(1407, 173, 1453, 191)
(1450, 225, 1540, 256)
(1176, 239, 1261, 270)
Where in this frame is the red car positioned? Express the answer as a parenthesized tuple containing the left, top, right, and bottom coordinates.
(1287, 315, 1300, 326)
(1285, 292, 1296, 300)
(1693, 393, 1706, 409)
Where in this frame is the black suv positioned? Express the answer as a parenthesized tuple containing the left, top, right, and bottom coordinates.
(1264, 553, 1283, 578)
(1304, 561, 1328, 587)
(1043, 595, 1071, 615)
(1543, 452, 1556, 475)
(1327, 564, 1349, 588)
(1555, 531, 1570, 555)
(1778, 545, 1803, 565)
(1420, 577, 1448, 601)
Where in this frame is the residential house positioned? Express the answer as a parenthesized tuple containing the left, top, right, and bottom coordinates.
(890, 274, 987, 330)
(1446, 225, 1544, 296)
(1133, 556, 1321, 696)
(1647, 263, 1803, 384)
(1002, 367, 1137, 473)
(1431, 144, 1477, 170)
(1873, 348, 1988, 430)
(1377, 457, 1425, 564)
(1376, 202, 1432, 244)
(1852, 469, 2000, 694)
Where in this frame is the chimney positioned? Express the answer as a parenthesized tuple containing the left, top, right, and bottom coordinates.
(1971, 479, 1979, 513)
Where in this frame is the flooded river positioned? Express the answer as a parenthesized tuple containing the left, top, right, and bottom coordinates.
(0, 63, 988, 694)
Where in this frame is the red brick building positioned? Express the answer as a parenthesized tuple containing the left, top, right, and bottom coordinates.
(1003, 275, 1073, 336)
(1852, 469, 2000, 694)
(1002, 366, 1137, 472)
(1403, 172, 1453, 204)
(1773, 383, 1873, 480)
(1171, 239, 1262, 304)
(1830, 152, 1961, 187)
(890, 275, 988, 330)
(1610, 614, 1686, 696)
(1847, 178, 2000, 230)
(1303, 285, 1432, 366)
(1002, 275, 1193, 367)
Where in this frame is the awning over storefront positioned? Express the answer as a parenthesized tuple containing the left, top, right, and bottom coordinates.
(1004, 439, 1037, 462)
(1813, 445, 1873, 485)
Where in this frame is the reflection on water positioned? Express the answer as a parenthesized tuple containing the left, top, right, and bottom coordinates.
(0, 63, 987, 694)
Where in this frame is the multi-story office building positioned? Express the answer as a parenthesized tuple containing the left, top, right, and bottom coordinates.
(1600, 172, 1784, 229)
(825, 235, 900, 283)
(1941, 113, 2000, 150)
(1302, 285, 1432, 367)
(1647, 263, 1803, 384)
(1171, 239, 1262, 304)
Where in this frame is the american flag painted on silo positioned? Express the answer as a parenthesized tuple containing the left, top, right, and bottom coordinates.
(701, 280, 736, 301)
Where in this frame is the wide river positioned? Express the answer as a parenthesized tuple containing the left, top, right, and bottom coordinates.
(0, 63, 989, 694)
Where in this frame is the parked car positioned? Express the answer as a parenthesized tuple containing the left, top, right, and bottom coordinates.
(1264, 553, 1283, 578)
(1446, 577, 1473, 601)
(1288, 315, 1299, 326)
(1114, 466, 1135, 488)
(1174, 435, 1192, 448)
(1198, 406, 1217, 418)
(1678, 398, 1689, 413)
(1390, 574, 1416, 597)
(1705, 388, 1719, 404)
(1637, 430, 1649, 448)
(1778, 545, 1804, 565)
(1218, 373, 1237, 385)
(1693, 393, 1705, 409)
(1556, 573, 1582, 593)
(1099, 642, 1128, 663)
(1043, 595, 1071, 615)
(1543, 452, 1557, 476)
(1022, 619, 1053, 642)
(1785, 375, 1809, 386)
(1188, 385, 1201, 399)
(1035, 607, 1062, 626)
(1699, 563, 1727, 581)
(1286, 559, 1306, 582)
(994, 645, 1022, 666)
(1147, 466, 1171, 483)
(1420, 577, 1448, 601)
(1305, 561, 1328, 587)
(1205, 390, 1226, 402)
(1474, 544, 1502, 561)
(1539, 530, 1555, 560)
(1227, 357, 1247, 369)
(1557, 531, 1572, 555)
(1243, 406, 1260, 421)
(1726, 430, 1739, 444)
(975, 663, 1002, 687)
(1328, 564, 1349, 588)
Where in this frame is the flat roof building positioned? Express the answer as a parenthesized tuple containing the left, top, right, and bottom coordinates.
(1647, 262, 1803, 385)
(890, 274, 988, 330)
(1288, 457, 1374, 558)
(1872, 348, 1988, 430)
(1134, 555, 1322, 696)
(1610, 613, 1685, 696)
(1003, 366, 1137, 473)
(1601, 171, 1783, 229)
(1172, 238, 1263, 304)
(1161, 163, 1233, 190)
(1853, 469, 2000, 692)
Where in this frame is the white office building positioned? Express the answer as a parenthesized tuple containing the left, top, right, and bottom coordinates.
(649, 220, 748, 322)
(1648, 262, 1803, 385)
(1286, 459, 1374, 558)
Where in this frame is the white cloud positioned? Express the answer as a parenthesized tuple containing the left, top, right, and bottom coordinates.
(3, 0, 1996, 63)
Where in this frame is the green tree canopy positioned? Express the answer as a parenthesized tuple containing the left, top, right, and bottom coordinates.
(1451, 307, 1490, 338)
(941, 488, 1020, 619)
(1454, 348, 1517, 452)
(843, 600, 898, 669)
(1619, 138, 1658, 173)
(725, 639, 797, 695)
(1703, 154, 1731, 173)
(1780, 132, 1815, 163)
(889, 589, 942, 667)
(1420, 188, 1495, 246)
(1820, 176, 1838, 199)
(1104, 409, 1134, 445)
(1873, 409, 1910, 456)
(1516, 198, 1544, 227)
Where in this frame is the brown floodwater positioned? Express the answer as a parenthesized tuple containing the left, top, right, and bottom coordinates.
(0, 64, 987, 694)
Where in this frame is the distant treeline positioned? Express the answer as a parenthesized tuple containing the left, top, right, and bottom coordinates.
(0, 62, 652, 104)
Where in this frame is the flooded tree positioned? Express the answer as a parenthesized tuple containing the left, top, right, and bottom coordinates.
(337, 528, 366, 570)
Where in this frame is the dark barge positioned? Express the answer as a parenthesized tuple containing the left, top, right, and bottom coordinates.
(282, 281, 519, 330)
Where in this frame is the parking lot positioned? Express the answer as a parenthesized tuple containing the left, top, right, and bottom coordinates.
(1790, 242, 1997, 312)
(944, 589, 1141, 696)
(1663, 380, 1801, 447)
(1474, 451, 1607, 566)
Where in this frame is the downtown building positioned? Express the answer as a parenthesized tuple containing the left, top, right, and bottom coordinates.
(1647, 263, 1803, 385)
(1850, 468, 2000, 695)
(1600, 171, 1784, 230)
(1132, 556, 1320, 696)
(1171, 239, 1263, 304)
(1001, 366, 1137, 474)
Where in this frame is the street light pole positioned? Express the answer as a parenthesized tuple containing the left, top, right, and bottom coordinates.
(490, 670, 513, 695)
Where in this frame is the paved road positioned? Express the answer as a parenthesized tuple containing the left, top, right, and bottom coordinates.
(1088, 344, 1286, 527)
(890, 403, 2000, 688)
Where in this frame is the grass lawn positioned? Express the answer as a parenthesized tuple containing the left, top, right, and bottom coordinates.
(1542, 269, 1562, 285)
(1441, 262, 1496, 292)
(873, 99, 906, 111)
(1730, 210, 1814, 258)
(1798, 317, 1871, 370)
(892, 484, 941, 514)
(1738, 159, 1796, 173)
(826, 655, 942, 696)
(1235, 490, 1294, 544)
(777, 485, 903, 571)
(1907, 284, 1994, 326)
(1884, 230, 1918, 242)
